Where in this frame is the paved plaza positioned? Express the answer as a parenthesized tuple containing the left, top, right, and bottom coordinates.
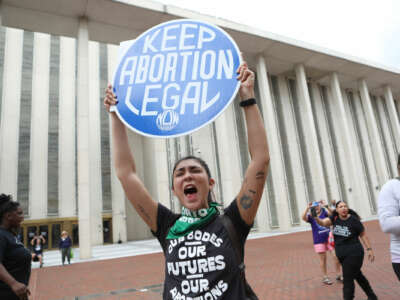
(29, 220, 399, 300)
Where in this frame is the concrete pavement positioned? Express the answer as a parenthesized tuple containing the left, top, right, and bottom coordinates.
(29, 220, 399, 300)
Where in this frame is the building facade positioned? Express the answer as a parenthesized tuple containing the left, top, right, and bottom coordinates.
(0, 0, 399, 256)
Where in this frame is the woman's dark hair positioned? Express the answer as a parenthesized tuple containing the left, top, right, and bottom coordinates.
(0, 194, 20, 222)
(397, 153, 400, 166)
(332, 200, 361, 220)
(171, 156, 215, 203)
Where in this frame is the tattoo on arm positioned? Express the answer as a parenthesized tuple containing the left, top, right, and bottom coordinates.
(240, 193, 253, 210)
(138, 205, 151, 221)
(256, 171, 265, 180)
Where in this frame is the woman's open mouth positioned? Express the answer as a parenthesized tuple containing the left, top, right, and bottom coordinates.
(184, 185, 198, 201)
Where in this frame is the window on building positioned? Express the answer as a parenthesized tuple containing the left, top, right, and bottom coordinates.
(48, 34, 60, 215)
(0, 26, 6, 119)
(100, 43, 112, 212)
(381, 97, 399, 159)
(370, 95, 392, 177)
(17, 30, 34, 215)
(395, 99, 400, 120)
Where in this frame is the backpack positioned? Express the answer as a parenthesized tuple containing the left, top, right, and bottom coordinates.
(220, 214, 259, 300)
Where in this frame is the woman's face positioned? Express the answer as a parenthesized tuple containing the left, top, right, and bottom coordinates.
(336, 202, 349, 217)
(9, 206, 24, 229)
(172, 159, 214, 211)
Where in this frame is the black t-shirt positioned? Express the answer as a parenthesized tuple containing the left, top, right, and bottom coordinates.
(329, 214, 364, 257)
(153, 200, 252, 300)
(0, 228, 31, 292)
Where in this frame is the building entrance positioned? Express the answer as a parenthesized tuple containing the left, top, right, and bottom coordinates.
(20, 215, 113, 250)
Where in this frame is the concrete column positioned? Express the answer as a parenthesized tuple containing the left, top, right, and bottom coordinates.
(384, 86, 400, 153)
(294, 65, 327, 202)
(0, 28, 23, 197)
(212, 124, 227, 204)
(190, 124, 225, 208)
(256, 55, 291, 230)
(358, 79, 389, 185)
(107, 44, 127, 243)
(341, 89, 371, 214)
(250, 57, 269, 231)
(351, 92, 380, 212)
(77, 17, 92, 258)
(191, 126, 214, 168)
(277, 75, 307, 223)
(59, 36, 76, 217)
(88, 41, 103, 245)
(309, 83, 341, 202)
(29, 32, 50, 219)
(151, 139, 170, 208)
(376, 95, 397, 176)
(329, 73, 362, 210)
(143, 137, 168, 231)
(125, 131, 149, 240)
(191, 125, 218, 188)
(214, 104, 242, 208)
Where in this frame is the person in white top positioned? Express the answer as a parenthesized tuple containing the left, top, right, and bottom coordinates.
(378, 153, 400, 281)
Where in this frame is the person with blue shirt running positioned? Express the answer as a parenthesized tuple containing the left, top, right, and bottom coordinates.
(302, 200, 341, 285)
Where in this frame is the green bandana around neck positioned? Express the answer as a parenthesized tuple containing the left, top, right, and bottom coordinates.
(166, 202, 221, 239)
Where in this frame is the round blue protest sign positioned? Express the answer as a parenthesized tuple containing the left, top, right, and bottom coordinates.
(113, 19, 241, 138)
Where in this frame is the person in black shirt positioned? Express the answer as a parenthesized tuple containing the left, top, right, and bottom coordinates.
(315, 201, 377, 300)
(0, 194, 31, 300)
(104, 62, 269, 299)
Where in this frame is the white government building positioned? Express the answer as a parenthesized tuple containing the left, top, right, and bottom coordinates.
(0, 0, 399, 258)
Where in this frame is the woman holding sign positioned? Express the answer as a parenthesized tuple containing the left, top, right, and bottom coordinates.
(104, 62, 269, 299)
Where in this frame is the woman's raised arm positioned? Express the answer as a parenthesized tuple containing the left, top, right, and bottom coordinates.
(105, 85, 158, 232)
(235, 63, 270, 225)
(314, 216, 332, 228)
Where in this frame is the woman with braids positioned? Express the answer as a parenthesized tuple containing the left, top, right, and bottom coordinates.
(104, 62, 269, 299)
(0, 194, 31, 300)
(314, 201, 377, 300)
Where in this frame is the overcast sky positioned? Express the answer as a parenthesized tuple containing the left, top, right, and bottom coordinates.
(155, 0, 400, 70)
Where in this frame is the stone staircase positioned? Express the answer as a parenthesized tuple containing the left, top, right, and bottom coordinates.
(32, 238, 162, 269)
(32, 225, 316, 269)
